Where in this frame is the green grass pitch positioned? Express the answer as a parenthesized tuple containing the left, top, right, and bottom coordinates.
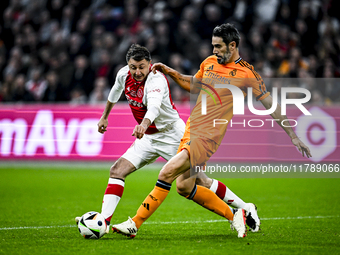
(0, 162, 339, 255)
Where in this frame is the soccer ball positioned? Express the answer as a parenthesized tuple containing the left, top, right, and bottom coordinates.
(77, 211, 107, 239)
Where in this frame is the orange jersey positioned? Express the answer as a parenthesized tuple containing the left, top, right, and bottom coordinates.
(190, 56, 270, 145)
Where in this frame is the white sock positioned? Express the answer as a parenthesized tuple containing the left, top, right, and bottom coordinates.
(101, 178, 125, 224)
(210, 179, 249, 211)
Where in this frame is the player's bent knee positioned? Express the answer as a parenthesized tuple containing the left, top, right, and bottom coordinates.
(109, 164, 118, 177)
(158, 167, 176, 183)
(195, 177, 212, 189)
(158, 152, 190, 184)
(109, 159, 135, 179)
(176, 178, 195, 197)
(195, 178, 204, 186)
(176, 185, 191, 197)
(109, 164, 124, 178)
(158, 161, 179, 183)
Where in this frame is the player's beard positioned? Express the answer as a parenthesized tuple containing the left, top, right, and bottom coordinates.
(217, 49, 232, 64)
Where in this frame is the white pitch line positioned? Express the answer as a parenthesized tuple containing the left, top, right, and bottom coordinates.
(0, 215, 338, 231)
(145, 215, 339, 225)
(0, 225, 75, 230)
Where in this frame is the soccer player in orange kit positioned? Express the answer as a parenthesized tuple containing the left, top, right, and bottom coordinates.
(112, 23, 312, 238)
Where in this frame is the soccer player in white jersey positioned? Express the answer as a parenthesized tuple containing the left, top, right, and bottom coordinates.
(76, 44, 260, 235)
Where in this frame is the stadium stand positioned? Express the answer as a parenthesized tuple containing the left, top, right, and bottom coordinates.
(0, 0, 339, 104)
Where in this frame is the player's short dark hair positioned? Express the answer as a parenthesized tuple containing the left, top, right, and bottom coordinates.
(126, 44, 152, 63)
(212, 23, 240, 47)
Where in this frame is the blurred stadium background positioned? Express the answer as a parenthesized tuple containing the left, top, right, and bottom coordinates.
(0, 0, 339, 163)
(1, 2, 339, 253)
(1, 0, 340, 103)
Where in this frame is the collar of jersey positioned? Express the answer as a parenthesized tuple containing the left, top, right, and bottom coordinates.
(234, 57, 242, 64)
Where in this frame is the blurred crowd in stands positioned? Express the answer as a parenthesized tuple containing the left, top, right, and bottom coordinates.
(0, 0, 339, 104)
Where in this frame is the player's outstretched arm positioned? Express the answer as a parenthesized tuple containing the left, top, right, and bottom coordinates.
(261, 95, 312, 158)
(152, 63, 201, 93)
(98, 100, 115, 134)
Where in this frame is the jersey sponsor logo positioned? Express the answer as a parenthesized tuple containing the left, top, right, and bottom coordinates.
(149, 89, 161, 93)
(203, 70, 231, 85)
(229, 69, 237, 76)
(185, 141, 191, 146)
(126, 96, 144, 108)
(207, 65, 214, 70)
(130, 89, 137, 97)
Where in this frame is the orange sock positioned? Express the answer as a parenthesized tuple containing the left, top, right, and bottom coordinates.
(190, 185, 234, 221)
(132, 180, 171, 229)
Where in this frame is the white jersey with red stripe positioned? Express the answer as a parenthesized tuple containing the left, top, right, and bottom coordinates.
(108, 65, 181, 134)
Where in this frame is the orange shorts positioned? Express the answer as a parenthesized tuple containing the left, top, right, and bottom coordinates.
(177, 118, 191, 154)
(177, 118, 219, 167)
